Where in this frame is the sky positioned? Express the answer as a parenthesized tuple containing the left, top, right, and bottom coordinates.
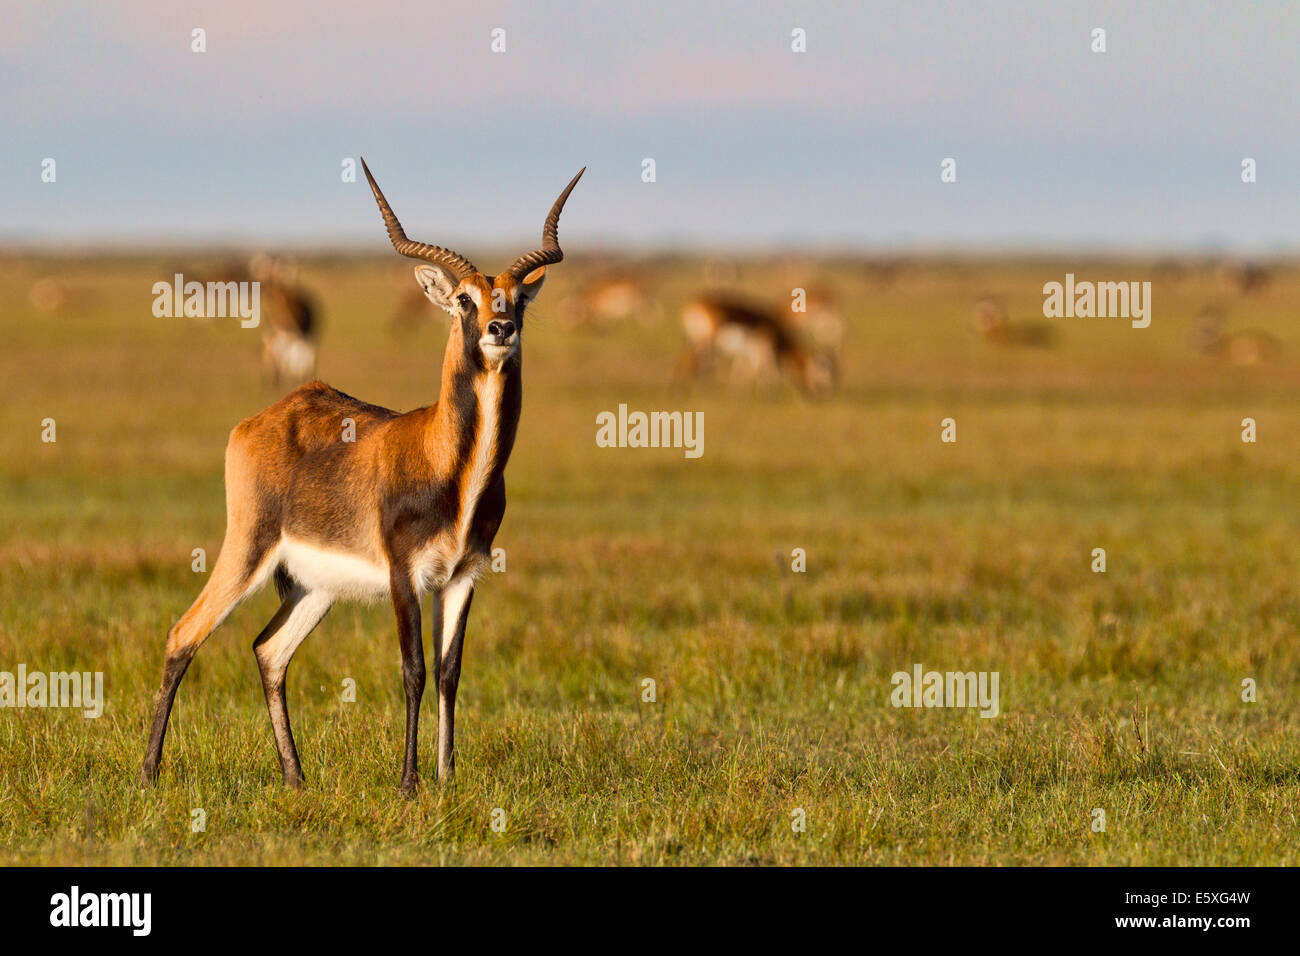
(3, 0, 1299, 253)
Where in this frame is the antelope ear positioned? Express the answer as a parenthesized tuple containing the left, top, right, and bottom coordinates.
(413, 264, 459, 316)
(519, 265, 548, 301)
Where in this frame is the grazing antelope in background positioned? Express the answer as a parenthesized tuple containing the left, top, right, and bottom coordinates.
(248, 255, 320, 387)
(677, 291, 836, 398)
(1151, 257, 1189, 287)
(205, 255, 320, 386)
(556, 272, 651, 329)
(971, 296, 1058, 348)
(28, 276, 69, 314)
(141, 158, 584, 792)
(862, 256, 907, 288)
(27, 275, 97, 314)
(792, 285, 844, 357)
(388, 282, 437, 335)
(1191, 306, 1281, 366)
(1216, 259, 1272, 297)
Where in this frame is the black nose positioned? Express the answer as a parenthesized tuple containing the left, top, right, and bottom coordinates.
(487, 320, 515, 342)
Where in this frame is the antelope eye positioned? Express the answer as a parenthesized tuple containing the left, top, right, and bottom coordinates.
(457, 293, 473, 310)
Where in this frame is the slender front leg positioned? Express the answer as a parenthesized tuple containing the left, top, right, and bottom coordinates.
(434, 576, 475, 785)
(390, 570, 425, 795)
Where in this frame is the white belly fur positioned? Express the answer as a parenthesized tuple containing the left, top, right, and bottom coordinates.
(278, 536, 485, 600)
(278, 536, 392, 601)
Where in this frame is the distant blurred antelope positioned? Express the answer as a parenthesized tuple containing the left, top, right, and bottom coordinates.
(27, 275, 96, 314)
(1191, 307, 1281, 366)
(678, 291, 837, 398)
(1151, 258, 1189, 287)
(1216, 260, 1272, 296)
(389, 283, 435, 334)
(248, 255, 320, 388)
(556, 272, 651, 329)
(792, 285, 844, 357)
(862, 256, 907, 288)
(203, 256, 320, 386)
(971, 296, 1058, 348)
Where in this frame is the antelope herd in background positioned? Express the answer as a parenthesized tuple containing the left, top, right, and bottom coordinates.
(969, 258, 1281, 364)
(16, 251, 1287, 398)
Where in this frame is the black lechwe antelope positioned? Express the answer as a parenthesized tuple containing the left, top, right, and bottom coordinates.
(142, 159, 584, 792)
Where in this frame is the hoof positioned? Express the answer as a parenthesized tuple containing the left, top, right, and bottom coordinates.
(138, 767, 158, 788)
(283, 774, 305, 790)
(398, 776, 419, 797)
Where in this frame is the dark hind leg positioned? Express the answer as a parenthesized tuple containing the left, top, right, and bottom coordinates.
(141, 545, 271, 784)
(252, 574, 333, 788)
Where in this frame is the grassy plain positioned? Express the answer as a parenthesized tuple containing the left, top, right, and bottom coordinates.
(1, 252, 1298, 864)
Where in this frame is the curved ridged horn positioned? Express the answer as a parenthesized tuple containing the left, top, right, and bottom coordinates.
(505, 167, 586, 280)
(360, 157, 479, 280)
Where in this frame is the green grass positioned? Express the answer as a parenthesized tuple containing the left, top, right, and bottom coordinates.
(2, 253, 1299, 864)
